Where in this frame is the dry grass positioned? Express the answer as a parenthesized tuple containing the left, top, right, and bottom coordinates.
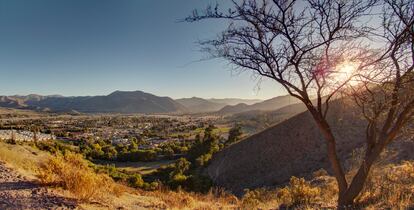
(1, 140, 412, 209)
(38, 151, 124, 202)
(240, 188, 279, 209)
(357, 161, 414, 209)
(0, 141, 238, 209)
(132, 159, 414, 209)
(239, 176, 329, 209)
(144, 187, 239, 210)
(237, 161, 414, 210)
(0, 141, 47, 178)
(344, 148, 414, 209)
(276, 176, 322, 207)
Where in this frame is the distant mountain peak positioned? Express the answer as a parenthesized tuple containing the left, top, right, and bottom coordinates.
(109, 90, 145, 95)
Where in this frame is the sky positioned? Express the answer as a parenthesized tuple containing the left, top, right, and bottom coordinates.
(0, 0, 283, 100)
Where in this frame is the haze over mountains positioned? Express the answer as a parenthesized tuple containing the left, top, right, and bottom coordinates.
(174, 95, 301, 114)
(176, 97, 264, 113)
(0, 90, 303, 115)
(0, 91, 185, 114)
(217, 95, 301, 114)
(207, 98, 262, 106)
(0, 91, 258, 114)
(175, 97, 227, 113)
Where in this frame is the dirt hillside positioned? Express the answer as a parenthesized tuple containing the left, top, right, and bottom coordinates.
(0, 161, 77, 210)
(206, 101, 414, 195)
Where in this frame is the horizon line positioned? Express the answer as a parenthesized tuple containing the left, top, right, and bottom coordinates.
(2, 89, 286, 101)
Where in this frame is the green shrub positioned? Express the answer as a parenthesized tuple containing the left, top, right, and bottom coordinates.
(128, 174, 144, 188)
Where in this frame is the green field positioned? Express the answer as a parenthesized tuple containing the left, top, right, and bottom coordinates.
(95, 159, 175, 175)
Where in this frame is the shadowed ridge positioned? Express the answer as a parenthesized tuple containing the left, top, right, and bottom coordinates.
(217, 95, 301, 114)
(207, 100, 367, 195)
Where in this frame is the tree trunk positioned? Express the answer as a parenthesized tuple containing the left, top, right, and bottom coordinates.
(319, 122, 348, 201)
(306, 106, 392, 208)
(308, 108, 349, 201)
(338, 145, 384, 207)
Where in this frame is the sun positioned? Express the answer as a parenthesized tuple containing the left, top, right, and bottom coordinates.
(333, 61, 359, 85)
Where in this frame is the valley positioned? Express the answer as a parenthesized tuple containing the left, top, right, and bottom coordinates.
(1, 0, 414, 209)
(0, 93, 302, 178)
(0, 97, 413, 209)
(0, 94, 413, 209)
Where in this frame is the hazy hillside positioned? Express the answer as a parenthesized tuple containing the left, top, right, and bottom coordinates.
(0, 96, 28, 108)
(219, 103, 251, 114)
(0, 92, 268, 114)
(230, 102, 308, 133)
(208, 98, 262, 106)
(175, 97, 265, 113)
(0, 91, 187, 114)
(176, 97, 226, 113)
(207, 100, 414, 195)
(218, 95, 300, 114)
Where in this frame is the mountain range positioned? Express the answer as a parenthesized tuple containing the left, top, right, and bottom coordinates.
(0, 90, 304, 114)
(0, 91, 185, 114)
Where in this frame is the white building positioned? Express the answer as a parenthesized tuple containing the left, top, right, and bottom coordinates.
(0, 130, 55, 142)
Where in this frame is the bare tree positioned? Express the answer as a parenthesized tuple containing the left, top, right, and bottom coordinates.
(184, 0, 414, 207)
(344, 0, 414, 205)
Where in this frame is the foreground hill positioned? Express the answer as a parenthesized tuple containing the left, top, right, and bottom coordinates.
(218, 95, 300, 114)
(0, 91, 187, 114)
(207, 100, 414, 195)
(0, 142, 239, 209)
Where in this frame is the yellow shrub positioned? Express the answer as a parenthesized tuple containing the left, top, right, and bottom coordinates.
(149, 190, 196, 209)
(205, 188, 239, 206)
(145, 187, 240, 210)
(241, 189, 262, 209)
(358, 161, 414, 209)
(38, 151, 122, 202)
(277, 177, 321, 207)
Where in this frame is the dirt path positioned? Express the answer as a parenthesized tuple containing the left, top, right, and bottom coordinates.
(0, 161, 77, 210)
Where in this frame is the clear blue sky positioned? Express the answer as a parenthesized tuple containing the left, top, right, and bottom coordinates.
(0, 0, 283, 99)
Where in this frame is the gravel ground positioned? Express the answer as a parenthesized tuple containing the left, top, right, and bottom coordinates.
(0, 161, 77, 210)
